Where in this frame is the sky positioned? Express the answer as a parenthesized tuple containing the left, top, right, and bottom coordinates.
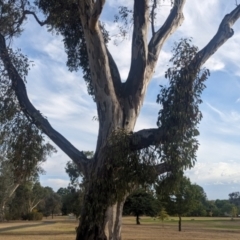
(11, 0, 240, 200)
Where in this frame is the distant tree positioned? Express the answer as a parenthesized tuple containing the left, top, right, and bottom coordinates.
(231, 205, 238, 220)
(0, 104, 56, 221)
(27, 182, 46, 213)
(123, 189, 158, 225)
(65, 151, 94, 188)
(42, 189, 62, 219)
(214, 199, 235, 217)
(229, 192, 240, 207)
(187, 185, 208, 217)
(158, 176, 203, 231)
(57, 187, 84, 218)
(157, 207, 169, 225)
(5, 181, 47, 220)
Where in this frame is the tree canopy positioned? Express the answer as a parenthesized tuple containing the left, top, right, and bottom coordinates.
(123, 188, 158, 224)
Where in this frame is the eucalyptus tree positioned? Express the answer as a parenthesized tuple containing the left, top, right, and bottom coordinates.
(0, 116, 55, 221)
(0, 0, 240, 239)
(123, 188, 158, 225)
(164, 177, 205, 231)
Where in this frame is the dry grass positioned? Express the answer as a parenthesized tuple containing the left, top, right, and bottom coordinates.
(0, 216, 240, 240)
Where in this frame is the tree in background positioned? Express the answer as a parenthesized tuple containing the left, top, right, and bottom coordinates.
(5, 181, 47, 220)
(229, 192, 240, 207)
(187, 185, 208, 217)
(43, 192, 62, 219)
(57, 187, 84, 218)
(213, 199, 235, 217)
(0, 64, 56, 221)
(60, 151, 93, 218)
(158, 175, 204, 231)
(1, 0, 240, 239)
(123, 189, 158, 225)
(157, 207, 169, 226)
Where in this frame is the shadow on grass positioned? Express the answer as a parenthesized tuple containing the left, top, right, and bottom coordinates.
(0, 221, 56, 233)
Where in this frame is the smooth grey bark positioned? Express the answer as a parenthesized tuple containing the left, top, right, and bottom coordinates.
(0, 0, 240, 239)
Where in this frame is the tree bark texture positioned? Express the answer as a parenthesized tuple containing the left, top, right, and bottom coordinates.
(1, 0, 240, 239)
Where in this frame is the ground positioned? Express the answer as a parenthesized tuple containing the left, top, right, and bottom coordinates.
(0, 216, 240, 240)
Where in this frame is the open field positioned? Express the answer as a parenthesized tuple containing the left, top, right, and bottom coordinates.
(1, 216, 240, 240)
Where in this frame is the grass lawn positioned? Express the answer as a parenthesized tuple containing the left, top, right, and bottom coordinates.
(0, 216, 240, 240)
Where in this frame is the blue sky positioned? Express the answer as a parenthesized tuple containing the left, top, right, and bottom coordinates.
(12, 0, 240, 200)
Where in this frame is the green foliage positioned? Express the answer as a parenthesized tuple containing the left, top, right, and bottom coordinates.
(57, 187, 84, 218)
(105, 129, 157, 202)
(65, 151, 94, 187)
(157, 175, 204, 217)
(229, 192, 240, 207)
(4, 181, 47, 220)
(40, 191, 62, 218)
(157, 207, 169, 222)
(0, 0, 31, 38)
(0, 36, 56, 185)
(156, 38, 210, 173)
(80, 129, 158, 230)
(123, 189, 158, 224)
(113, 6, 133, 44)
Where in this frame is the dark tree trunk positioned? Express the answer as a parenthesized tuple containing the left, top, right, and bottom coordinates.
(75, 148, 127, 240)
(178, 215, 182, 232)
(76, 183, 124, 240)
(136, 214, 141, 225)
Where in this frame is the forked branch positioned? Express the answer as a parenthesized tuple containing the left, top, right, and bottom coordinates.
(125, 0, 149, 93)
(0, 34, 90, 176)
(148, 0, 186, 66)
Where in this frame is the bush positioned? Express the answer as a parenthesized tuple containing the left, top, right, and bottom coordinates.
(23, 212, 43, 221)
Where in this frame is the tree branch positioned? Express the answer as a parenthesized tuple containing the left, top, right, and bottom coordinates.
(89, 0, 106, 31)
(24, 10, 50, 26)
(0, 34, 90, 176)
(147, 0, 185, 70)
(125, 0, 149, 94)
(155, 162, 172, 175)
(129, 127, 166, 151)
(106, 48, 122, 96)
(150, 0, 157, 35)
(189, 4, 240, 70)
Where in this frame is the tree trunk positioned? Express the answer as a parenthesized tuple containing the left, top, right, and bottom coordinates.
(178, 215, 182, 232)
(0, 203, 6, 222)
(75, 98, 139, 239)
(76, 193, 124, 240)
(0, 183, 19, 221)
(136, 214, 140, 225)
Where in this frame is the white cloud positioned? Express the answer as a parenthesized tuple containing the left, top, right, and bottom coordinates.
(40, 178, 69, 191)
(204, 57, 225, 72)
(186, 161, 240, 185)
